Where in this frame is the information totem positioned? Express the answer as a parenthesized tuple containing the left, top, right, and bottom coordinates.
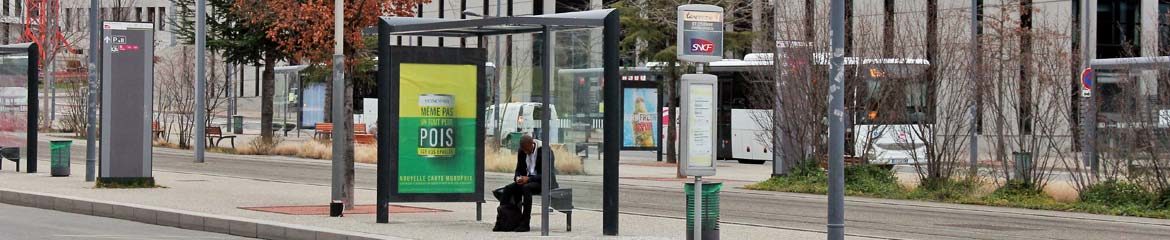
(100, 22, 155, 184)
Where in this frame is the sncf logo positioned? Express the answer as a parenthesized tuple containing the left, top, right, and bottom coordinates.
(690, 38, 715, 54)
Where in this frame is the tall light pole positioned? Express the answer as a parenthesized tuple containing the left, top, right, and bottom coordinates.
(330, 0, 347, 217)
(968, 0, 981, 177)
(194, 0, 207, 163)
(827, 0, 846, 239)
(85, 0, 100, 182)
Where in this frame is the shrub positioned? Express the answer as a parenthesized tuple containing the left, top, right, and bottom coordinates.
(910, 178, 978, 201)
(844, 164, 904, 198)
(1080, 180, 1153, 207)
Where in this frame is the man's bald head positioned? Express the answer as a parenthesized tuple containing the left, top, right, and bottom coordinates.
(520, 135, 536, 155)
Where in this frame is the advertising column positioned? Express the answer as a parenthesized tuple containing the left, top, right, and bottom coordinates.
(100, 22, 155, 185)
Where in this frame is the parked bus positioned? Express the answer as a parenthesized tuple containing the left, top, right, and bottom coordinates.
(707, 53, 931, 164)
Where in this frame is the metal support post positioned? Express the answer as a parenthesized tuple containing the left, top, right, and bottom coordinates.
(693, 176, 702, 239)
(194, 0, 207, 163)
(85, 0, 99, 182)
(827, 0, 847, 239)
(602, 10, 622, 235)
(539, 26, 553, 237)
(330, 0, 347, 217)
(968, 0, 981, 177)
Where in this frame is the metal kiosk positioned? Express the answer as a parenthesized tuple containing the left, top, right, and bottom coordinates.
(376, 9, 622, 236)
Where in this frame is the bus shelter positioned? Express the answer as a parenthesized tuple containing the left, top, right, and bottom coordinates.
(0, 43, 37, 173)
(376, 9, 621, 236)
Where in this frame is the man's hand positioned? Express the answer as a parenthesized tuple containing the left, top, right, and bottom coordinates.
(516, 176, 529, 185)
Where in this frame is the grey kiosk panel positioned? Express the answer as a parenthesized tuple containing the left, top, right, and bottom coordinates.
(100, 22, 154, 180)
(679, 74, 718, 176)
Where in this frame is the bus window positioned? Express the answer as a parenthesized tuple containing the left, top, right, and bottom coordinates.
(857, 76, 932, 125)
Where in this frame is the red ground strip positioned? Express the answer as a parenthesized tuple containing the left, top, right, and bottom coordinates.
(620, 176, 754, 183)
(621, 162, 678, 167)
(239, 204, 449, 215)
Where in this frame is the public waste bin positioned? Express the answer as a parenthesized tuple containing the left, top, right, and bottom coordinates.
(1014, 152, 1033, 182)
(685, 182, 721, 240)
(232, 115, 244, 134)
(505, 132, 524, 151)
(50, 140, 72, 177)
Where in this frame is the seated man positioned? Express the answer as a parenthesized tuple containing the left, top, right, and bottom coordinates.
(499, 135, 552, 232)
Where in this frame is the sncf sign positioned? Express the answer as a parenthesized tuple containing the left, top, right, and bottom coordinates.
(677, 4, 723, 62)
(690, 38, 715, 54)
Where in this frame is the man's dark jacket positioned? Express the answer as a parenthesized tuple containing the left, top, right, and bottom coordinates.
(514, 146, 557, 188)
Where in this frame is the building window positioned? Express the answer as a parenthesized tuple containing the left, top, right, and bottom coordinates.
(1097, 0, 1141, 59)
(16, 0, 22, 17)
(65, 8, 72, 31)
(158, 8, 166, 30)
(147, 7, 155, 25)
(1159, 1, 1170, 105)
(136, 7, 142, 22)
(4, 0, 9, 17)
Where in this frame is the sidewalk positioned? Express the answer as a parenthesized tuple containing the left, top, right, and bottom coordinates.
(0, 138, 875, 240)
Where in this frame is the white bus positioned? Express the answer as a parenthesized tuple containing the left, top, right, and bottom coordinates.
(708, 53, 932, 165)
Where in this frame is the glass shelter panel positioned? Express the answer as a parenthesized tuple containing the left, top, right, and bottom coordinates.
(0, 50, 29, 158)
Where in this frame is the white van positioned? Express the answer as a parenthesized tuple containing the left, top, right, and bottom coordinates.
(486, 102, 561, 143)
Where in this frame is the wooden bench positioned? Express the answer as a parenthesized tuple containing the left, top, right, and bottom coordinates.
(0, 146, 20, 172)
(152, 121, 165, 140)
(206, 127, 237, 148)
(314, 123, 333, 139)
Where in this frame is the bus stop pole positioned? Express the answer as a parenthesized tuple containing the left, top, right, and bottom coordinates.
(330, 0, 346, 217)
(827, 0, 847, 239)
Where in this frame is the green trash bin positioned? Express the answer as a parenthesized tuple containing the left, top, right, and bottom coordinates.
(232, 115, 244, 134)
(50, 140, 72, 177)
(1014, 152, 1033, 182)
(685, 182, 721, 240)
(505, 132, 524, 151)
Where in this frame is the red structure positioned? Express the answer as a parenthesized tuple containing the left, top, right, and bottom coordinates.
(20, 0, 71, 66)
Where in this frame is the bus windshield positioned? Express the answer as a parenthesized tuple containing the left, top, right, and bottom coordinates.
(852, 67, 932, 125)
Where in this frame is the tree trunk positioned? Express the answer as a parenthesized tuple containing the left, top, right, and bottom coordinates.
(926, 0, 940, 180)
(751, 0, 764, 52)
(261, 53, 276, 142)
(343, 70, 355, 209)
(666, 63, 678, 164)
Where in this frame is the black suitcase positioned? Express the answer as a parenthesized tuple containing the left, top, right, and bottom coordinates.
(493, 204, 523, 232)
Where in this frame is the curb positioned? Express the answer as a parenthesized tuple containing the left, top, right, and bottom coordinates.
(0, 188, 403, 240)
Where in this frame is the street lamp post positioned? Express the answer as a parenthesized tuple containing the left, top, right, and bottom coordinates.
(330, 0, 348, 217)
(827, 0, 847, 239)
(195, 0, 207, 163)
(85, 0, 100, 182)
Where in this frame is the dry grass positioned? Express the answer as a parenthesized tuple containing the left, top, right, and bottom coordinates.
(239, 138, 376, 163)
(484, 145, 586, 175)
(485, 147, 518, 173)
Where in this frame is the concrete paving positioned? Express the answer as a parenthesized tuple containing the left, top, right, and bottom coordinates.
(8, 134, 1170, 239)
(0, 202, 251, 240)
(0, 137, 875, 240)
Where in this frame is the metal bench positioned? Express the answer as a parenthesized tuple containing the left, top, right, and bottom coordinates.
(206, 127, 237, 148)
(0, 146, 20, 172)
(542, 188, 574, 231)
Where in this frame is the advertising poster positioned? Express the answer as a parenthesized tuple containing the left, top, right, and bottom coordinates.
(687, 84, 715, 168)
(0, 50, 28, 150)
(397, 63, 478, 194)
(623, 88, 659, 148)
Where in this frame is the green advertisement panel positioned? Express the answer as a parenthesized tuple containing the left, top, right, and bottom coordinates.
(381, 46, 484, 203)
(398, 63, 478, 193)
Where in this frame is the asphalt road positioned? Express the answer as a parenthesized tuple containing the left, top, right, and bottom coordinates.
(0, 203, 250, 240)
(34, 142, 1170, 240)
